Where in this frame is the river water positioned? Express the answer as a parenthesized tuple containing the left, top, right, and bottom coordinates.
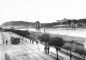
(28, 28, 86, 38)
(27, 28, 86, 48)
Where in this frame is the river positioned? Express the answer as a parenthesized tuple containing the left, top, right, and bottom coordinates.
(28, 28, 86, 38)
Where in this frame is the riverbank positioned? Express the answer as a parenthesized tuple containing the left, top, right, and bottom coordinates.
(31, 30, 86, 44)
(30, 31, 85, 60)
(28, 28, 86, 44)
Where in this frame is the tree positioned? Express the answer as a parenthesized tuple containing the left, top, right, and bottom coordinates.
(34, 34, 39, 45)
(64, 40, 76, 60)
(38, 34, 51, 54)
(62, 41, 72, 53)
(8, 29, 30, 38)
(49, 37, 65, 60)
(29, 34, 35, 44)
(75, 45, 86, 60)
(75, 49, 86, 60)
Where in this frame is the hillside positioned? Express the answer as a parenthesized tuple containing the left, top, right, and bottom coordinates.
(2, 21, 36, 28)
(2, 21, 55, 28)
(1, 18, 86, 29)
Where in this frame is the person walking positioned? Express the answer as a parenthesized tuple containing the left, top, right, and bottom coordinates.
(6, 40, 8, 45)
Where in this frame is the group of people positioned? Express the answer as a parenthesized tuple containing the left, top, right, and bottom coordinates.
(3, 40, 8, 45)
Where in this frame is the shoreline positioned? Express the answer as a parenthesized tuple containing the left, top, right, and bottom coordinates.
(30, 31, 86, 44)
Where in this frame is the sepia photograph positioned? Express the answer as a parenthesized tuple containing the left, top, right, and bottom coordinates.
(0, 0, 86, 60)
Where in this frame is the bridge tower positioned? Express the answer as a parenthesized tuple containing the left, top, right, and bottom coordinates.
(36, 21, 40, 32)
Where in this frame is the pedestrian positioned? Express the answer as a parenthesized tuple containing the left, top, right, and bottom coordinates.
(6, 40, 8, 45)
(36, 40, 39, 45)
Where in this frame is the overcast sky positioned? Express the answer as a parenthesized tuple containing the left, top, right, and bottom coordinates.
(0, 0, 86, 24)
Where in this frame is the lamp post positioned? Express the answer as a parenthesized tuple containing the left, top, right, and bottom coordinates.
(83, 43, 86, 60)
(70, 40, 74, 60)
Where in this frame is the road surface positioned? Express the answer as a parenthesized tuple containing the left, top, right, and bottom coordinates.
(0, 32, 56, 60)
(0, 32, 5, 60)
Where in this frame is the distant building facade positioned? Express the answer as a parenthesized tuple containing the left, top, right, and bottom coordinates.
(57, 18, 78, 28)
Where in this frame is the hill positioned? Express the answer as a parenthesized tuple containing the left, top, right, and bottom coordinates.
(2, 21, 36, 28)
(1, 18, 86, 29)
(2, 21, 56, 29)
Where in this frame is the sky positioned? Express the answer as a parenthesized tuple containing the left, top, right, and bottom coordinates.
(0, 0, 86, 24)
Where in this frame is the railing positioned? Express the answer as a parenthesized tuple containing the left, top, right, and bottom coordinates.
(50, 52, 64, 60)
(39, 40, 84, 60)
